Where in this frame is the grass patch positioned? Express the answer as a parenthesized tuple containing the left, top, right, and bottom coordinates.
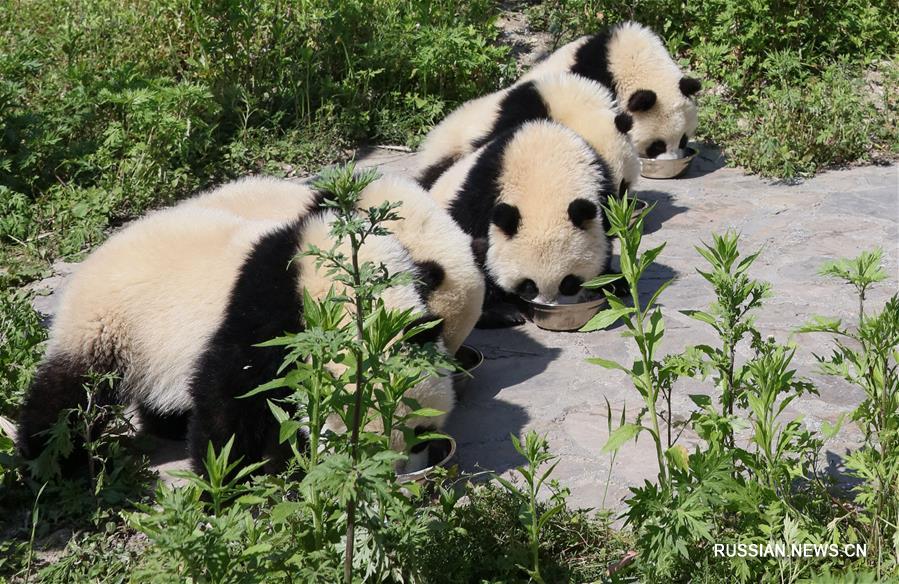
(0, 0, 515, 285)
(0, 290, 46, 417)
(527, 0, 899, 180)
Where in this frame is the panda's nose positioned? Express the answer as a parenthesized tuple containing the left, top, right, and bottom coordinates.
(645, 140, 667, 158)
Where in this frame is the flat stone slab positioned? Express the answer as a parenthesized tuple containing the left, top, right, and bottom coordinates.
(28, 149, 899, 509)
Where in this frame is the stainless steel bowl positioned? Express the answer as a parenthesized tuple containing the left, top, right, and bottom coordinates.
(522, 295, 609, 331)
(452, 344, 484, 398)
(396, 435, 457, 484)
(640, 146, 698, 179)
(631, 198, 649, 226)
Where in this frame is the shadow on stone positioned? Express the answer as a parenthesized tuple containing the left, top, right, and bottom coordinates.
(638, 261, 679, 307)
(446, 326, 559, 475)
(606, 255, 679, 314)
(637, 190, 689, 235)
(141, 435, 190, 468)
(683, 142, 727, 178)
(824, 449, 864, 491)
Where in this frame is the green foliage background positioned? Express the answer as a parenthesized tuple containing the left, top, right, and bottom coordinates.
(0, 0, 514, 287)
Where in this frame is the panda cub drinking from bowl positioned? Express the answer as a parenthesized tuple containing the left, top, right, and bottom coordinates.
(522, 21, 701, 161)
(429, 120, 615, 328)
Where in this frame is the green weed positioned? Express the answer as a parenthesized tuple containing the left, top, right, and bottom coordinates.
(583, 198, 896, 581)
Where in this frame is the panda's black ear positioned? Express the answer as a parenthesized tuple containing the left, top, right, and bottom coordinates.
(404, 315, 444, 346)
(679, 76, 701, 97)
(491, 203, 521, 237)
(414, 260, 445, 298)
(614, 112, 633, 134)
(627, 89, 657, 112)
(568, 198, 598, 229)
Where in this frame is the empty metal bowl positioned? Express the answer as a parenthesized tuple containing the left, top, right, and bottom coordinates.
(452, 344, 484, 398)
(640, 146, 698, 179)
(396, 435, 457, 484)
(522, 295, 609, 331)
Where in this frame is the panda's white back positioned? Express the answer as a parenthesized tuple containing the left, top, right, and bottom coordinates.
(49, 204, 285, 413)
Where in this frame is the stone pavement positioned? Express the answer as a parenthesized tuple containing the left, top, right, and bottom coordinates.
(28, 148, 899, 511)
(354, 147, 898, 510)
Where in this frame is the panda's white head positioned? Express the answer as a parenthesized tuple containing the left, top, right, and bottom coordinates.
(624, 80, 700, 160)
(606, 22, 702, 160)
(482, 121, 613, 304)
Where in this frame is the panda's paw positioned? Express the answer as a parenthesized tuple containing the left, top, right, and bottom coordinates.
(476, 303, 526, 329)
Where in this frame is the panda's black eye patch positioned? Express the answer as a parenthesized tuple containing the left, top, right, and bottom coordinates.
(515, 279, 538, 300)
(559, 275, 583, 296)
(645, 140, 666, 159)
(414, 260, 445, 297)
(679, 134, 688, 149)
(679, 76, 701, 97)
(491, 203, 521, 237)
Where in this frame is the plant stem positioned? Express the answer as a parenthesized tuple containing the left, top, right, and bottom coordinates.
(631, 282, 668, 487)
(310, 369, 323, 547)
(84, 386, 96, 487)
(344, 233, 367, 584)
(529, 472, 544, 584)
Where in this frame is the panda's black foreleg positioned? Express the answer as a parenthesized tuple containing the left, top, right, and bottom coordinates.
(17, 352, 116, 476)
(187, 345, 300, 479)
(475, 280, 526, 328)
(187, 387, 282, 477)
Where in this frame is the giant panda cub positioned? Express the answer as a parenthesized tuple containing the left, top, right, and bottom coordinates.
(17, 184, 455, 476)
(429, 120, 615, 328)
(522, 21, 701, 161)
(184, 175, 485, 355)
(417, 72, 640, 198)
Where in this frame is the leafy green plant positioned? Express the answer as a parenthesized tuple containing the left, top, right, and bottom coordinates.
(680, 232, 769, 450)
(800, 249, 899, 577)
(0, 289, 46, 416)
(583, 202, 857, 580)
(581, 194, 673, 486)
(819, 249, 888, 321)
(495, 431, 568, 583)
(417, 478, 632, 583)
